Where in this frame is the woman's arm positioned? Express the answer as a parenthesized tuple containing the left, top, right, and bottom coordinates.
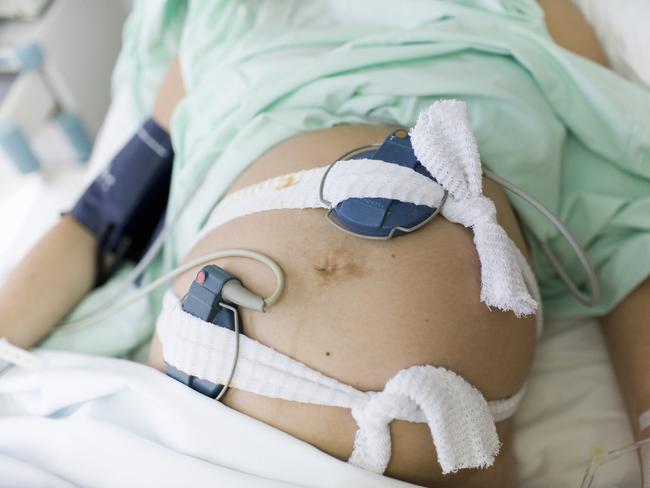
(0, 215, 97, 348)
(602, 277, 650, 441)
(537, 0, 608, 67)
(0, 57, 184, 349)
(540, 0, 650, 461)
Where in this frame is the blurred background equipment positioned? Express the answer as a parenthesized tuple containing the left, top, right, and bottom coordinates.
(0, 0, 51, 20)
(0, 0, 127, 175)
(0, 0, 130, 278)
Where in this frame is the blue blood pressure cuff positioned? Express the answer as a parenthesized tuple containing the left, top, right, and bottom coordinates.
(69, 119, 173, 286)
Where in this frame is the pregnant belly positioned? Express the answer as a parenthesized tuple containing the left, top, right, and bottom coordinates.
(150, 124, 537, 487)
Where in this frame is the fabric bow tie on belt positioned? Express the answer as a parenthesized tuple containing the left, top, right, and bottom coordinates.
(410, 101, 538, 316)
(197, 100, 539, 318)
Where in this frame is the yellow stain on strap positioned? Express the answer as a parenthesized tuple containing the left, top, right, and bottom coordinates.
(590, 447, 604, 464)
(275, 174, 299, 189)
(218, 172, 301, 209)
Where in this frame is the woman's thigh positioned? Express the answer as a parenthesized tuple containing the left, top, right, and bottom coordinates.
(149, 125, 538, 487)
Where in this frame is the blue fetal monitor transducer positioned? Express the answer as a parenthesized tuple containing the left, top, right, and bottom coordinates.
(166, 265, 241, 399)
(320, 129, 447, 239)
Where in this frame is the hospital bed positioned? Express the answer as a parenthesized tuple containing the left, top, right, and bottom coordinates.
(0, 0, 649, 486)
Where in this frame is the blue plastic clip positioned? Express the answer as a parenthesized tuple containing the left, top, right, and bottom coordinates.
(319, 129, 447, 239)
(166, 265, 241, 399)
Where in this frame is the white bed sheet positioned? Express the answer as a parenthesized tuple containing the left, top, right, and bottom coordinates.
(515, 318, 639, 487)
(0, 351, 417, 488)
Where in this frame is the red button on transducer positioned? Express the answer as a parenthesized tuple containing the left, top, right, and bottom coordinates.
(196, 270, 206, 285)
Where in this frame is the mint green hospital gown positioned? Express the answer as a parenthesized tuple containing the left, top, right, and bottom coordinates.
(45, 0, 650, 357)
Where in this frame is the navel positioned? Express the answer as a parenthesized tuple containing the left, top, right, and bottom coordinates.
(312, 249, 364, 283)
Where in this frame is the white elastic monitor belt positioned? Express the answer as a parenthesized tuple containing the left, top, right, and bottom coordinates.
(157, 290, 531, 475)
